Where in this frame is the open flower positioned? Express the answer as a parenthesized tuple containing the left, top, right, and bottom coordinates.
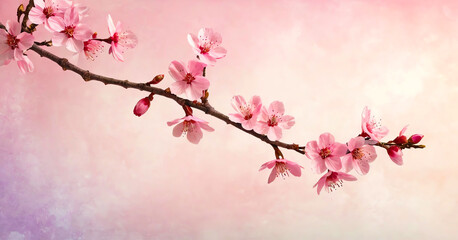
(0, 20, 35, 73)
(29, 0, 66, 32)
(187, 28, 226, 66)
(341, 136, 377, 175)
(361, 106, 389, 141)
(49, 6, 92, 52)
(314, 171, 357, 195)
(259, 159, 302, 184)
(254, 101, 295, 141)
(229, 95, 262, 130)
(82, 33, 103, 60)
(169, 60, 210, 101)
(305, 133, 347, 174)
(107, 14, 137, 62)
(167, 115, 214, 144)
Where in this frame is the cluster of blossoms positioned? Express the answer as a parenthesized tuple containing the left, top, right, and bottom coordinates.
(135, 28, 227, 144)
(302, 107, 424, 194)
(3, 1, 425, 195)
(1, 0, 137, 73)
(131, 27, 424, 194)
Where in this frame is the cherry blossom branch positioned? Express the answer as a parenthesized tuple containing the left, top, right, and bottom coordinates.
(25, 42, 306, 155)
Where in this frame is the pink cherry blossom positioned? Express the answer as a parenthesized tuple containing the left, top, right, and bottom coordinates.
(83, 33, 103, 60)
(167, 115, 214, 144)
(259, 159, 302, 184)
(305, 133, 348, 174)
(0, 20, 35, 73)
(314, 171, 357, 195)
(107, 14, 137, 62)
(169, 60, 210, 101)
(341, 136, 377, 175)
(254, 101, 295, 141)
(387, 145, 403, 165)
(48, 6, 92, 52)
(133, 97, 151, 117)
(229, 95, 262, 131)
(188, 28, 227, 66)
(361, 106, 389, 141)
(29, 0, 67, 32)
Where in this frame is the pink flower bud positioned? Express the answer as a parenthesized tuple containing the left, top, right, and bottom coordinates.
(387, 146, 403, 166)
(393, 135, 408, 145)
(133, 97, 151, 117)
(409, 134, 424, 144)
(147, 74, 164, 85)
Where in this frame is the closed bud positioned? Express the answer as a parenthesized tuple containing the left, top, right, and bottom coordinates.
(387, 146, 403, 166)
(133, 97, 152, 117)
(393, 135, 408, 145)
(409, 134, 424, 144)
(147, 74, 164, 85)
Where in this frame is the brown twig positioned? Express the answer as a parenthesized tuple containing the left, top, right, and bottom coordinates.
(21, 0, 34, 32)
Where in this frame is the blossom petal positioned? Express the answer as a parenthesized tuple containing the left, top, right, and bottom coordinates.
(267, 126, 282, 141)
(198, 122, 214, 132)
(167, 118, 184, 126)
(231, 95, 246, 113)
(318, 132, 335, 149)
(286, 160, 302, 177)
(354, 160, 370, 175)
(310, 158, 327, 174)
(209, 46, 226, 59)
(332, 143, 348, 157)
(341, 154, 353, 173)
(187, 33, 200, 54)
(170, 81, 187, 96)
(34, 0, 45, 8)
(188, 60, 207, 77)
(29, 8, 46, 24)
(279, 115, 295, 129)
(268, 101, 285, 116)
(197, 28, 214, 44)
(267, 168, 277, 184)
(228, 113, 245, 123)
(187, 125, 203, 144)
(325, 156, 342, 172)
(16, 33, 35, 50)
(107, 14, 116, 36)
(6, 21, 21, 36)
(259, 160, 277, 171)
(337, 172, 357, 181)
(66, 38, 83, 52)
(172, 122, 184, 137)
(168, 61, 186, 81)
(47, 16, 66, 32)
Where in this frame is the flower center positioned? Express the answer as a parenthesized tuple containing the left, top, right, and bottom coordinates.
(199, 44, 211, 54)
(43, 7, 54, 18)
(183, 73, 195, 84)
(64, 26, 75, 38)
(6, 34, 19, 49)
(275, 162, 289, 178)
(319, 147, 331, 159)
(111, 32, 119, 43)
(182, 120, 195, 135)
(267, 115, 279, 126)
(326, 174, 343, 192)
(352, 148, 365, 160)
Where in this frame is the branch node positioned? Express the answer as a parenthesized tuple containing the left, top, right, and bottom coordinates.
(58, 58, 69, 71)
(82, 71, 91, 82)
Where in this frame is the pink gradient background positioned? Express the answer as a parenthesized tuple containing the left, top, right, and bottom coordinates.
(1, 0, 457, 239)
